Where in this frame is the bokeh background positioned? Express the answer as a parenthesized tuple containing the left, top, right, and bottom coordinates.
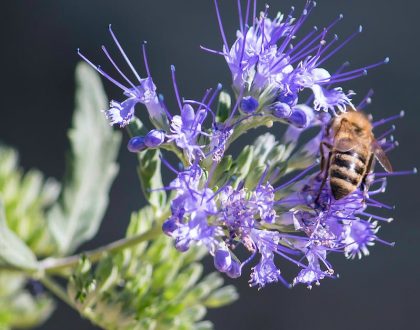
(1, 0, 419, 329)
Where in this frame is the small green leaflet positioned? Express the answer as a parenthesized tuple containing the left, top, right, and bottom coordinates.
(47, 62, 122, 255)
(0, 200, 38, 271)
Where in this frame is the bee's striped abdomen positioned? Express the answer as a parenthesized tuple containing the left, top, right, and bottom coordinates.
(329, 150, 367, 200)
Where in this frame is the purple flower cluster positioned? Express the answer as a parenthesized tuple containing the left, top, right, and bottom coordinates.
(205, 0, 388, 121)
(162, 108, 412, 288)
(80, 1, 412, 289)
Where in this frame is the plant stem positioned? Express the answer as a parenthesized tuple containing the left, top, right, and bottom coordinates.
(40, 276, 76, 309)
(39, 225, 161, 274)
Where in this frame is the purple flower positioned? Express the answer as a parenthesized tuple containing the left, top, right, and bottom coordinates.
(78, 26, 167, 128)
(249, 230, 283, 288)
(253, 183, 276, 223)
(167, 104, 208, 163)
(293, 247, 330, 288)
(343, 219, 379, 259)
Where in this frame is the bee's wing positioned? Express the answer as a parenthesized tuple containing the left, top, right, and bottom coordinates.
(372, 139, 393, 172)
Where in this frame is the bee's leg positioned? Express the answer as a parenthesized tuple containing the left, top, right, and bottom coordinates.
(361, 153, 374, 199)
(315, 142, 332, 204)
(317, 141, 333, 179)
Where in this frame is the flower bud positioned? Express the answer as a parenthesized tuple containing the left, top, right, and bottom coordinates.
(287, 104, 314, 128)
(277, 91, 297, 107)
(240, 96, 259, 113)
(175, 237, 190, 252)
(162, 218, 178, 235)
(144, 129, 165, 148)
(226, 259, 242, 278)
(214, 248, 232, 272)
(127, 136, 146, 152)
(272, 102, 292, 118)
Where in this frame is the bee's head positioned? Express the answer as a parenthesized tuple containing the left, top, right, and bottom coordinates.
(331, 110, 373, 139)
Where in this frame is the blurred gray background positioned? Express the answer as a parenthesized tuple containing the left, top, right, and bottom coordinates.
(1, 0, 419, 329)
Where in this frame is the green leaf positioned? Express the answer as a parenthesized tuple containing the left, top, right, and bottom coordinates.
(216, 91, 231, 123)
(47, 62, 122, 255)
(137, 149, 167, 210)
(0, 200, 38, 271)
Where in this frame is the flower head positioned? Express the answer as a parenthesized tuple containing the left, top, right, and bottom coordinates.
(206, 1, 389, 118)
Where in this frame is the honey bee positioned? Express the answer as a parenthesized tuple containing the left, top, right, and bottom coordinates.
(318, 111, 393, 200)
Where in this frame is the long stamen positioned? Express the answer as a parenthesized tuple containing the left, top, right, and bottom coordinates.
(375, 238, 396, 247)
(357, 89, 374, 109)
(142, 41, 151, 77)
(317, 25, 363, 66)
(360, 212, 393, 222)
(271, 26, 318, 70)
(226, 88, 245, 125)
(384, 142, 399, 153)
(159, 155, 179, 174)
(373, 110, 405, 127)
(321, 58, 389, 83)
(274, 163, 317, 192)
(257, 165, 270, 187)
(108, 25, 142, 83)
(260, 4, 269, 52)
(237, 0, 244, 33)
(321, 70, 367, 85)
(200, 45, 229, 56)
(239, 27, 250, 69)
(276, 250, 306, 268)
(101, 45, 137, 90)
(375, 168, 417, 177)
(245, 0, 251, 27)
(170, 65, 183, 111)
(158, 94, 173, 120)
(278, 1, 316, 55)
(253, 0, 257, 25)
(207, 83, 223, 107)
(366, 199, 394, 210)
(284, 26, 318, 57)
(377, 125, 396, 141)
(213, 0, 229, 51)
(78, 49, 129, 92)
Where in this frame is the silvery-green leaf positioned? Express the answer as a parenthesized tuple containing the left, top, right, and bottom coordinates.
(0, 144, 59, 256)
(203, 285, 239, 308)
(0, 290, 54, 329)
(193, 321, 214, 330)
(252, 133, 278, 165)
(0, 200, 38, 271)
(47, 62, 121, 255)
